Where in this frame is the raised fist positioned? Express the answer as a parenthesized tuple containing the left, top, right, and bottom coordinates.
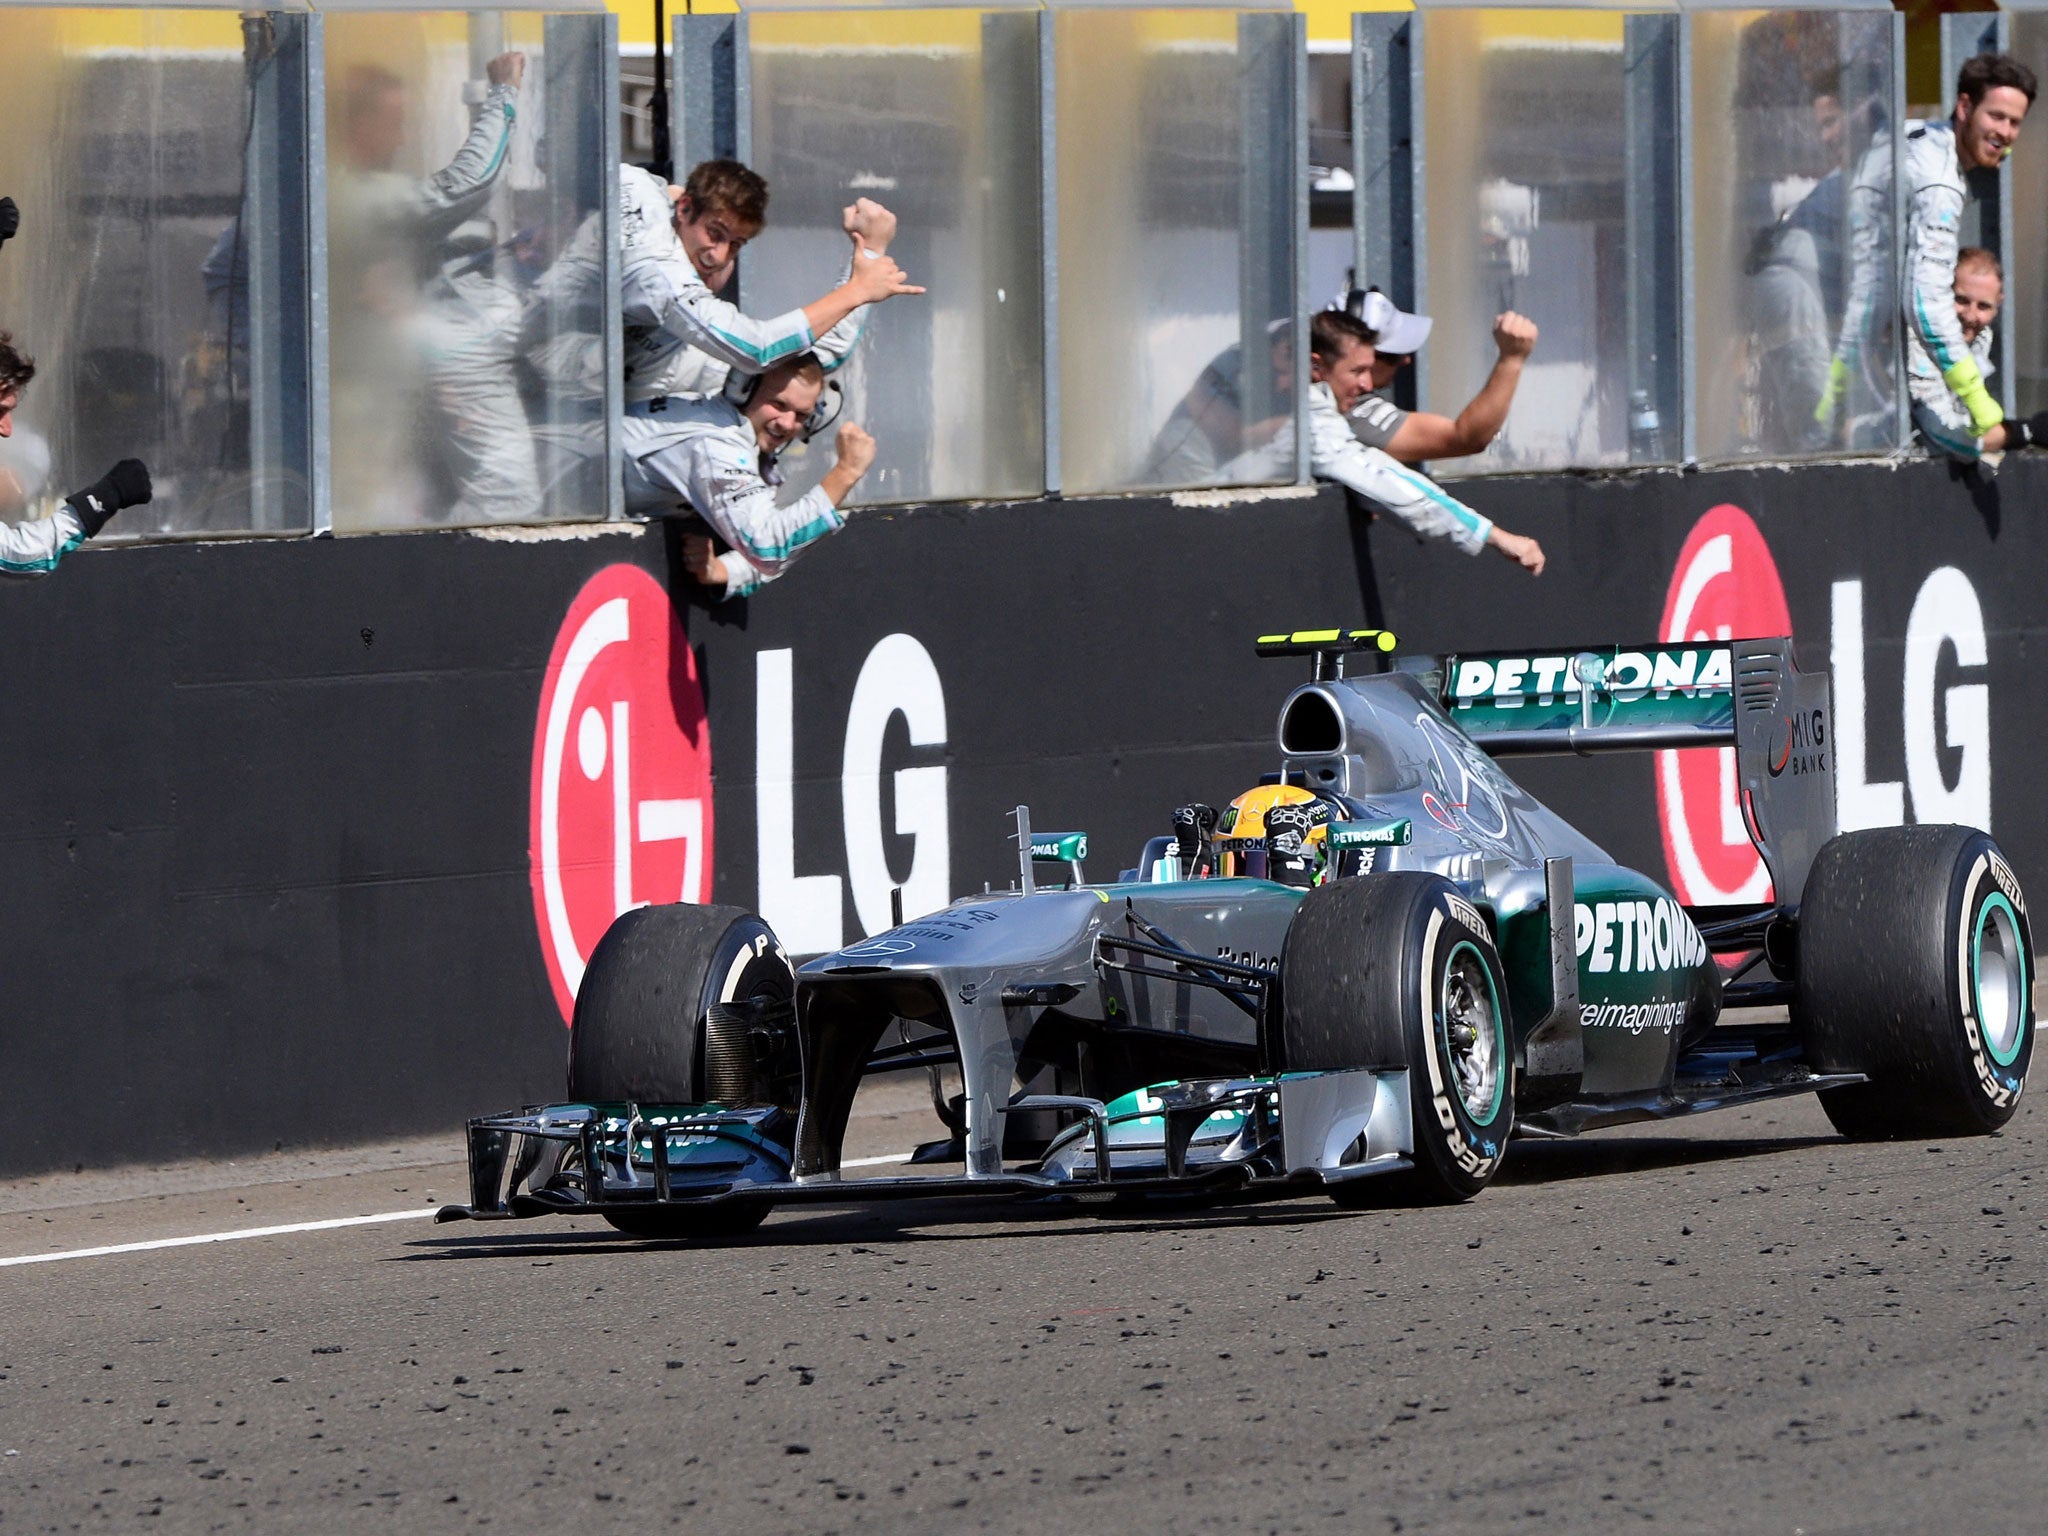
(1492, 311, 1538, 360)
(834, 422, 877, 478)
(841, 198, 899, 255)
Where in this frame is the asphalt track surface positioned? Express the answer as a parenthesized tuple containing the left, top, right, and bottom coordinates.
(4, 1074, 2045, 1535)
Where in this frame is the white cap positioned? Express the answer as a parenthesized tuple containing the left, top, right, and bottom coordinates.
(1327, 282, 1433, 355)
(1355, 289, 1432, 355)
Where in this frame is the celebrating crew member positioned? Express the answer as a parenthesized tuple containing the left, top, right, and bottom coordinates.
(1826, 53, 2035, 444)
(1307, 310, 1545, 575)
(1333, 285, 1538, 465)
(0, 334, 152, 576)
(620, 158, 920, 407)
(626, 351, 872, 601)
(1912, 247, 2048, 460)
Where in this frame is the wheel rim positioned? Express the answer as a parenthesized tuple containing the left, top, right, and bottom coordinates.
(1973, 894, 2029, 1067)
(1439, 941, 1505, 1122)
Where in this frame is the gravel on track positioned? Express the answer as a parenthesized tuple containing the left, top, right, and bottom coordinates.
(1, 1093, 2042, 1535)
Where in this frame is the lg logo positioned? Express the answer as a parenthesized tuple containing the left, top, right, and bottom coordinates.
(1832, 568, 1990, 833)
(1657, 507, 1993, 908)
(1656, 505, 1789, 905)
(528, 565, 713, 1025)
(528, 568, 953, 1018)
(756, 635, 950, 957)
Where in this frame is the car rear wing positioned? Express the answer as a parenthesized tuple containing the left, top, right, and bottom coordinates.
(1443, 642, 1735, 755)
(1442, 637, 1836, 905)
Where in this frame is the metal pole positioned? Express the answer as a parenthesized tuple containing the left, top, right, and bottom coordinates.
(306, 15, 331, 535)
(650, 0, 670, 179)
(602, 12, 624, 522)
(1292, 11, 1310, 485)
(1677, 16, 1697, 466)
(1040, 10, 1061, 496)
(1892, 9, 1910, 450)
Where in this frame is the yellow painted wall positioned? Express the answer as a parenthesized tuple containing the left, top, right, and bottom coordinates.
(607, 0, 1417, 52)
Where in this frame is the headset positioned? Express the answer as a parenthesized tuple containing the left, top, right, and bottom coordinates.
(721, 356, 845, 443)
(1330, 279, 1398, 336)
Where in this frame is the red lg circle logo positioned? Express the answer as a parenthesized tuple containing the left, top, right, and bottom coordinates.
(529, 565, 714, 1025)
(1656, 505, 1790, 905)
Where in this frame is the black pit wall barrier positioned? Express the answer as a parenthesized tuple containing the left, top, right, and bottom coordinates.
(0, 454, 2037, 1176)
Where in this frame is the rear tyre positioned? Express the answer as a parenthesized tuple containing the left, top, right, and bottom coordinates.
(565, 903, 792, 1241)
(1279, 874, 1514, 1203)
(1796, 826, 2033, 1139)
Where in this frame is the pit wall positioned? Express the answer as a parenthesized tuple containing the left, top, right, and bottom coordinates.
(1, 455, 2035, 1175)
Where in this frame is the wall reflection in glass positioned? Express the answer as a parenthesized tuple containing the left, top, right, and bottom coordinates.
(323, 12, 608, 531)
(1694, 10, 1897, 460)
(1058, 10, 1296, 495)
(0, 8, 313, 536)
(743, 9, 1044, 507)
(1419, 11, 1682, 471)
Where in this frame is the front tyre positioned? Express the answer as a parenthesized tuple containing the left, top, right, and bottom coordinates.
(566, 903, 792, 1105)
(1279, 874, 1515, 1203)
(565, 904, 793, 1242)
(1797, 825, 2034, 1139)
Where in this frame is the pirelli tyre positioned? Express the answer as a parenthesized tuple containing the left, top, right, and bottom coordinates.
(1796, 825, 2034, 1140)
(1279, 873, 1514, 1203)
(566, 903, 793, 1239)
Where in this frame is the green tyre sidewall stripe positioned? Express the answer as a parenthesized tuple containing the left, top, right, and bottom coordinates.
(1439, 938, 1507, 1123)
(1973, 891, 2029, 1070)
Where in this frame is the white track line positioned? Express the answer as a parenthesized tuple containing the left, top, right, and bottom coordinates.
(0, 1208, 437, 1268)
(0, 1151, 916, 1270)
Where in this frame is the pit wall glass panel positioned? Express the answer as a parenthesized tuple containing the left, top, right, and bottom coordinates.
(322, 9, 611, 532)
(1691, 9, 1899, 462)
(2008, 14, 2048, 418)
(1054, 8, 1297, 496)
(1419, 10, 1682, 471)
(744, 9, 1044, 506)
(0, 7, 313, 536)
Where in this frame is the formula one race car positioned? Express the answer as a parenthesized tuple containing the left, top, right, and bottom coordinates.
(442, 629, 2035, 1238)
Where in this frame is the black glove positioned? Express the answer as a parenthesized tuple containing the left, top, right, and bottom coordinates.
(1263, 803, 1319, 888)
(2004, 411, 2048, 451)
(0, 197, 16, 250)
(65, 458, 152, 537)
(1170, 802, 1217, 858)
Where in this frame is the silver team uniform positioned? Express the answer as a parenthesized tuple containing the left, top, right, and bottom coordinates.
(617, 165, 866, 407)
(1829, 129, 1894, 438)
(616, 165, 871, 559)
(1307, 384, 1492, 554)
(621, 396, 843, 600)
(0, 507, 86, 578)
(1909, 323, 1996, 461)
(329, 79, 533, 522)
(1897, 121, 1991, 459)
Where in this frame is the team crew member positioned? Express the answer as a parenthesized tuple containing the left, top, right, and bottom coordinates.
(1308, 310, 1545, 574)
(1335, 287, 1538, 464)
(328, 52, 534, 522)
(1912, 248, 2048, 459)
(0, 335, 152, 576)
(1848, 55, 2036, 443)
(626, 352, 874, 601)
(620, 159, 920, 407)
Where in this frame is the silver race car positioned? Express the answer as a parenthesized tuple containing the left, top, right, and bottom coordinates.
(442, 629, 2033, 1238)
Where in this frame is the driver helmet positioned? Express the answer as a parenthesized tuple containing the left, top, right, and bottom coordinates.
(1213, 784, 1328, 878)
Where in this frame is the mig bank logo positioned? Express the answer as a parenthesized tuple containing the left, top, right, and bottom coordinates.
(529, 565, 714, 1025)
(1767, 709, 1827, 778)
(1656, 506, 1788, 905)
